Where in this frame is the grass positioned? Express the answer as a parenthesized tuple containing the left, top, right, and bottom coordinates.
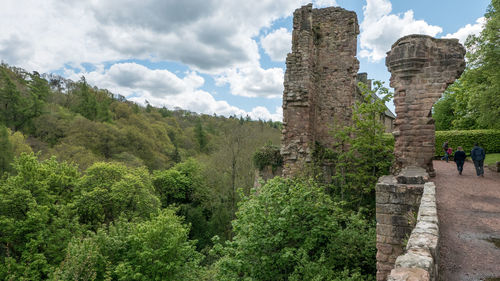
(485, 153, 500, 166)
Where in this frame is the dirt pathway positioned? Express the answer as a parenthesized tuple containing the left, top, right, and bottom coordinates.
(434, 160, 500, 281)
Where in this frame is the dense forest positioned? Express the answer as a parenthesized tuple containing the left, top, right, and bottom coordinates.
(0, 59, 392, 280)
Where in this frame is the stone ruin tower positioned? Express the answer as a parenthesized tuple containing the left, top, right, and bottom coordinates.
(281, 4, 359, 177)
(375, 35, 465, 281)
(386, 35, 466, 176)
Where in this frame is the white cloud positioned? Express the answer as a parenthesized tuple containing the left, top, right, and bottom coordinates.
(248, 106, 283, 121)
(443, 17, 485, 44)
(260, 28, 292, 61)
(312, 0, 337, 8)
(64, 62, 282, 121)
(0, 0, 121, 72)
(215, 64, 284, 98)
(359, 0, 443, 62)
(0, 0, 312, 73)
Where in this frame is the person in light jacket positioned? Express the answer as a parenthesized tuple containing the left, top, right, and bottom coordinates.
(470, 143, 485, 177)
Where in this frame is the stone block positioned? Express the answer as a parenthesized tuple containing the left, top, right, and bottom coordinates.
(396, 166, 429, 184)
(395, 248, 434, 273)
(388, 268, 430, 281)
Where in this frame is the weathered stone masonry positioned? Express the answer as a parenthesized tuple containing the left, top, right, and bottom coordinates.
(376, 35, 465, 281)
(281, 4, 359, 177)
(386, 35, 465, 176)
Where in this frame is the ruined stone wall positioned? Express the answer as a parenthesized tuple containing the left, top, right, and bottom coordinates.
(388, 182, 440, 281)
(376, 34, 465, 281)
(386, 35, 465, 176)
(253, 166, 283, 189)
(376, 168, 427, 281)
(281, 4, 359, 177)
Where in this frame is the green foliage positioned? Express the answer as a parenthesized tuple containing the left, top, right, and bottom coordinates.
(7, 128, 33, 156)
(195, 118, 208, 152)
(485, 153, 500, 165)
(0, 60, 397, 280)
(0, 67, 49, 131)
(52, 209, 203, 281)
(252, 142, 283, 171)
(70, 78, 98, 121)
(152, 159, 205, 207)
(0, 125, 13, 174)
(153, 159, 223, 250)
(75, 162, 160, 230)
(0, 153, 81, 280)
(433, 0, 500, 130)
(329, 81, 394, 213)
(215, 177, 375, 281)
(433, 90, 457, 131)
(435, 129, 500, 156)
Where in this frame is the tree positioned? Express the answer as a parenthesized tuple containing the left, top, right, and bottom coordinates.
(0, 154, 81, 280)
(0, 67, 49, 131)
(433, 0, 500, 130)
(152, 159, 216, 249)
(194, 118, 208, 152)
(25, 71, 50, 131)
(0, 68, 23, 130)
(7, 129, 33, 157)
(214, 177, 376, 281)
(52, 209, 203, 281)
(0, 125, 13, 174)
(70, 77, 98, 121)
(75, 162, 160, 230)
(329, 81, 394, 214)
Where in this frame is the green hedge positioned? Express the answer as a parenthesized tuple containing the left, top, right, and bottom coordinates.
(435, 130, 500, 156)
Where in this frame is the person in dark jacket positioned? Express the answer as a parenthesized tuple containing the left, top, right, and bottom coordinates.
(454, 146, 466, 175)
(441, 141, 449, 162)
(471, 143, 485, 177)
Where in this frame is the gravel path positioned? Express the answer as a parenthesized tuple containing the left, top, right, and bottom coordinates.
(434, 160, 500, 281)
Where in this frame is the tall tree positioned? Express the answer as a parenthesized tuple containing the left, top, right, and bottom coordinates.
(330, 81, 394, 214)
(0, 125, 13, 174)
(194, 118, 208, 152)
(0, 68, 22, 130)
(433, 0, 500, 130)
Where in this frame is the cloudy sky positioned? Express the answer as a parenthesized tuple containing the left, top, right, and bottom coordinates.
(1, 0, 489, 120)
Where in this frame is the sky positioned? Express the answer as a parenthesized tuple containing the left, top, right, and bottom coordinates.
(0, 0, 490, 121)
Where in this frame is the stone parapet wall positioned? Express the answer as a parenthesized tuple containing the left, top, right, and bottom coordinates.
(376, 167, 427, 281)
(388, 182, 439, 281)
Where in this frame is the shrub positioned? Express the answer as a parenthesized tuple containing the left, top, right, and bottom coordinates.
(252, 143, 283, 171)
(215, 177, 376, 281)
(435, 130, 500, 156)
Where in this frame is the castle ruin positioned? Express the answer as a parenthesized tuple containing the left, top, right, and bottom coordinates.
(376, 35, 465, 280)
(386, 35, 466, 176)
(281, 4, 360, 177)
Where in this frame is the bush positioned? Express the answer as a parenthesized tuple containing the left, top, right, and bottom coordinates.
(435, 130, 500, 156)
(215, 177, 376, 281)
(52, 209, 203, 281)
(252, 143, 283, 171)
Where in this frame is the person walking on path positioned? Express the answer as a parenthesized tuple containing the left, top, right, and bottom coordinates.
(454, 146, 466, 175)
(442, 141, 449, 162)
(471, 143, 485, 177)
